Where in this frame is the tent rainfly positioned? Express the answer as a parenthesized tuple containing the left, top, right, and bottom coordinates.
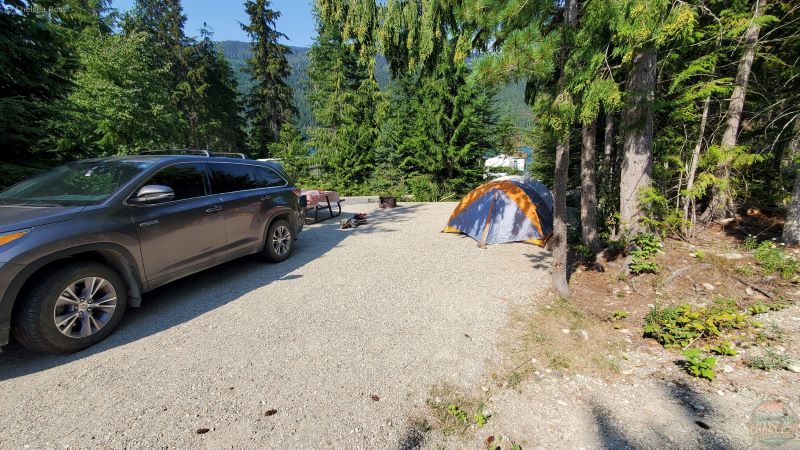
(444, 179, 553, 247)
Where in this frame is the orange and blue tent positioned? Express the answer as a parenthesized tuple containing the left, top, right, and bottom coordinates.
(444, 178, 553, 247)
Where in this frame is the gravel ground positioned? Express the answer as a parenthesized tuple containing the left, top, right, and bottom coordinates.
(0, 202, 551, 449)
(463, 304, 800, 450)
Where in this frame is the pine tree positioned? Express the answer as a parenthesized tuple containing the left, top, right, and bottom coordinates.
(0, 0, 77, 161)
(190, 28, 247, 151)
(306, 3, 381, 191)
(269, 122, 308, 180)
(124, 0, 193, 145)
(380, 63, 498, 197)
(706, 0, 769, 221)
(241, 0, 295, 156)
(42, 31, 183, 157)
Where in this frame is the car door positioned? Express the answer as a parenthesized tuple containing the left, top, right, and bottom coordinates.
(208, 162, 278, 258)
(128, 162, 226, 284)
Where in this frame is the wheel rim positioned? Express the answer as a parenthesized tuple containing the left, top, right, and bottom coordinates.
(272, 225, 291, 256)
(53, 277, 118, 339)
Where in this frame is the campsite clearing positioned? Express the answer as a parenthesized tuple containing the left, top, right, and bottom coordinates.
(1, 202, 798, 449)
(0, 202, 550, 449)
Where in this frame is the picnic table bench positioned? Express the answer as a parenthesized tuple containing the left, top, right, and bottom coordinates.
(301, 189, 343, 223)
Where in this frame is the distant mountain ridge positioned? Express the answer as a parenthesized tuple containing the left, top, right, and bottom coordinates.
(217, 40, 532, 131)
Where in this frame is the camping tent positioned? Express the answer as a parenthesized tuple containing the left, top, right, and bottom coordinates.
(444, 179, 553, 247)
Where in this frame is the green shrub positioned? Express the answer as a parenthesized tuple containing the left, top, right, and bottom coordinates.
(611, 310, 629, 320)
(709, 341, 737, 356)
(753, 240, 799, 279)
(682, 348, 717, 381)
(742, 235, 758, 250)
(629, 233, 662, 275)
(642, 302, 747, 348)
(407, 174, 441, 201)
(638, 187, 686, 236)
(447, 404, 468, 424)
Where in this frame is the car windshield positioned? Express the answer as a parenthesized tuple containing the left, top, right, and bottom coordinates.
(0, 160, 155, 206)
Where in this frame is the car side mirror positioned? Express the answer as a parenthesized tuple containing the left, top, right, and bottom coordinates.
(299, 195, 308, 208)
(129, 185, 175, 204)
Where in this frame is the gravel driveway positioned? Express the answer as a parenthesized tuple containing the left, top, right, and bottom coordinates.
(0, 202, 550, 449)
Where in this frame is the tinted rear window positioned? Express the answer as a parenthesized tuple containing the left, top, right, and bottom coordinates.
(209, 163, 260, 193)
(254, 166, 287, 188)
(144, 163, 207, 201)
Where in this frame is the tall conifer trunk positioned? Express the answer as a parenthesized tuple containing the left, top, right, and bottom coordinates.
(551, 0, 577, 299)
(706, 0, 767, 221)
(683, 96, 711, 234)
(783, 124, 800, 245)
(619, 44, 656, 236)
(581, 119, 600, 252)
(603, 112, 614, 183)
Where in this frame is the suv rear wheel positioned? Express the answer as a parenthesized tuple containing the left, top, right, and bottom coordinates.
(14, 262, 127, 354)
(260, 218, 294, 262)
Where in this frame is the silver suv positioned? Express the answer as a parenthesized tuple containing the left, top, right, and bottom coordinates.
(0, 154, 304, 353)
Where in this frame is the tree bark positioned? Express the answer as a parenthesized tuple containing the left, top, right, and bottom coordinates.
(551, 0, 577, 299)
(683, 96, 712, 234)
(783, 126, 800, 245)
(619, 44, 657, 237)
(552, 135, 571, 299)
(603, 112, 614, 182)
(581, 119, 600, 252)
(706, 0, 767, 221)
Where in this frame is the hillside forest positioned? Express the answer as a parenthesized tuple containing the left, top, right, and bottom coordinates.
(1, 0, 800, 296)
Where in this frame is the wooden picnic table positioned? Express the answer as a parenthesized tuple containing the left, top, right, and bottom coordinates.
(301, 190, 344, 223)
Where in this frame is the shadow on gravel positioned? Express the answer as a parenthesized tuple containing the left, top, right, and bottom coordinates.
(0, 204, 424, 380)
(590, 381, 734, 449)
(591, 404, 640, 450)
(396, 425, 425, 450)
(664, 380, 733, 449)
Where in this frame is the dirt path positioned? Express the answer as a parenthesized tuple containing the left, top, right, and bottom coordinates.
(0, 202, 551, 449)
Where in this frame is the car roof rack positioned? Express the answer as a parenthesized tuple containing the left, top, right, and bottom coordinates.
(211, 152, 248, 159)
(139, 149, 211, 157)
(138, 149, 249, 159)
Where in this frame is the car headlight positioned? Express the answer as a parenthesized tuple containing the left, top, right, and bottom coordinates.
(0, 229, 31, 247)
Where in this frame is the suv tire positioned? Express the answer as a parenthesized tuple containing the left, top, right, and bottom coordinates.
(261, 218, 294, 263)
(14, 262, 127, 354)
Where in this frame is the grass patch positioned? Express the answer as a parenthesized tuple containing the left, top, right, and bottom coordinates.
(497, 298, 625, 390)
(753, 240, 799, 279)
(426, 384, 486, 436)
(745, 348, 793, 371)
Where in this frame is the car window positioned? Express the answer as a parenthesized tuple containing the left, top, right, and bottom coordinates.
(143, 163, 207, 201)
(209, 163, 260, 193)
(254, 166, 287, 188)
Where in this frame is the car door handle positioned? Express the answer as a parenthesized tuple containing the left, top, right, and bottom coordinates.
(260, 195, 271, 201)
(205, 205, 223, 213)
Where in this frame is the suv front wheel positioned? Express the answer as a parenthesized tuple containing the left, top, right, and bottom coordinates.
(14, 262, 127, 354)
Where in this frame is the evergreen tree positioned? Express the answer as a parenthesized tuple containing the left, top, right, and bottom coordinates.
(269, 123, 308, 180)
(189, 29, 247, 151)
(306, 3, 381, 191)
(380, 63, 498, 198)
(0, 0, 77, 161)
(241, 0, 295, 156)
(42, 31, 183, 158)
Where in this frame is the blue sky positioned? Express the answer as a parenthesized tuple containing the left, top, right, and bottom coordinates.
(111, 0, 316, 47)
